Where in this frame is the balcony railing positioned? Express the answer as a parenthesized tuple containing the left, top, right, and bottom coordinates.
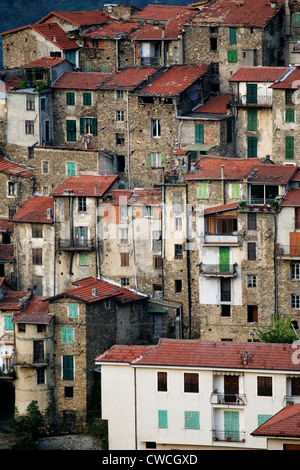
(212, 429, 245, 443)
(210, 392, 247, 405)
(203, 233, 239, 245)
(14, 354, 50, 367)
(283, 395, 300, 406)
(276, 244, 300, 258)
(199, 262, 237, 277)
(233, 95, 272, 107)
(58, 238, 94, 251)
(141, 56, 161, 65)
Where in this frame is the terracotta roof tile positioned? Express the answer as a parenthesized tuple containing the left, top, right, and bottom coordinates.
(98, 67, 157, 90)
(52, 71, 112, 90)
(137, 64, 208, 97)
(31, 23, 79, 50)
(96, 344, 153, 363)
(24, 57, 68, 68)
(194, 93, 230, 114)
(0, 291, 32, 311)
(252, 404, 300, 437)
(229, 66, 289, 82)
(51, 174, 118, 197)
(0, 245, 14, 262)
(131, 5, 192, 21)
(12, 196, 54, 224)
(37, 10, 111, 27)
(270, 66, 300, 89)
(128, 187, 162, 206)
(187, 0, 285, 28)
(97, 338, 300, 372)
(280, 188, 300, 206)
(0, 156, 34, 178)
(83, 21, 139, 39)
(0, 219, 14, 231)
(204, 202, 238, 214)
(13, 297, 52, 324)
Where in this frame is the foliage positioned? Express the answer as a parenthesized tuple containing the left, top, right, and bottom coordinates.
(88, 419, 109, 450)
(9, 400, 51, 450)
(257, 316, 298, 344)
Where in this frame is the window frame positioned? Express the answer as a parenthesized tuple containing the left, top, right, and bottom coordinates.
(151, 119, 161, 138)
(257, 376, 272, 397)
(184, 372, 199, 393)
(247, 242, 256, 260)
(157, 371, 167, 392)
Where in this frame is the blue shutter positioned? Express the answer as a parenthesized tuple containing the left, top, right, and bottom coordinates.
(158, 410, 168, 428)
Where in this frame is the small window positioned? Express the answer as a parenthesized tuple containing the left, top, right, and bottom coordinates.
(157, 372, 167, 392)
(158, 410, 168, 428)
(231, 183, 240, 199)
(66, 92, 75, 105)
(32, 224, 43, 238)
(257, 376, 272, 396)
(25, 120, 34, 134)
(18, 323, 26, 332)
(291, 293, 300, 309)
(64, 386, 74, 398)
(247, 213, 257, 230)
(26, 94, 35, 110)
(285, 136, 294, 160)
(78, 197, 86, 212)
(8, 182, 17, 196)
(153, 256, 162, 269)
(37, 324, 46, 333)
(116, 90, 124, 100)
(197, 183, 208, 199)
(42, 161, 49, 174)
(195, 123, 204, 144)
(247, 275, 257, 287)
(175, 279, 182, 293)
(62, 327, 73, 344)
(41, 97, 46, 110)
(247, 242, 256, 260)
(247, 109, 257, 131)
(5, 317, 13, 330)
(32, 248, 42, 265)
(285, 108, 295, 122)
(120, 253, 129, 266)
(221, 305, 231, 316)
(120, 228, 128, 242)
(116, 110, 124, 122)
(184, 373, 199, 393)
(121, 277, 130, 286)
(229, 27, 237, 44)
(228, 50, 238, 63)
(83, 92, 91, 106)
(62, 355, 74, 381)
(37, 368, 45, 385)
(210, 37, 218, 51)
(151, 119, 161, 138)
(68, 303, 79, 318)
(116, 133, 125, 145)
(67, 162, 76, 176)
(79, 252, 89, 266)
(247, 305, 258, 322)
(174, 244, 183, 258)
(247, 136, 257, 158)
(66, 120, 76, 142)
(174, 217, 182, 231)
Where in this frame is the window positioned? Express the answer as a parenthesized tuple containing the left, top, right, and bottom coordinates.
(121, 277, 130, 286)
(153, 256, 162, 269)
(25, 120, 34, 134)
(158, 410, 168, 428)
(195, 123, 204, 143)
(258, 414, 273, 427)
(64, 387, 74, 398)
(42, 161, 49, 174)
(247, 84, 257, 104)
(247, 213, 257, 230)
(85, 61, 92, 72)
(210, 37, 218, 51)
(41, 97, 46, 110)
(32, 248, 42, 265)
(231, 183, 240, 199)
(197, 183, 208, 199)
(184, 411, 200, 430)
(68, 303, 79, 318)
(151, 119, 161, 138)
(247, 242, 256, 260)
(157, 372, 167, 392)
(18, 324, 26, 332)
(120, 228, 128, 242)
(50, 51, 61, 58)
(227, 120, 233, 143)
(210, 62, 219, 75)
(174, 244, 183, 258)
(247, 109, 257, 131)
(80, 117, 97, 136)
(221, 305, 231, 316)
(206, 217, 237, 235)
(116, 90, 124, 100)
(37, 324, 46, 333)
(257, 376, 272, 396)
(291, 293, 300, 309)
(33, 340, 44, 363)
(116, 110, 124, 122)
(285, 136, 294, 160)
(228, 50, 238, 63)
(286, 108, 295, 122)
(66, 120, 76, 142)
(291, 263, 300, 280)
(221, 278, 231, 302)
(184, 373, 199, 393)
(247, 275, 257, 287)
(229, 27, 237, 44)
(291, 377, 300, 396)
(4, 316, 13, 330)
(26, 94, 35, 110)
(83, 92, 91, 106)
(37, 368, 45, 385)
(152, 231, 162, 252)
(32, 224, 43, 238)
(78, 197, 86, 212)
(67, 162, 76, 176)
(66, 92, 75, 105)
(285, 89, 294, 105)
(175, 279, 182, 293)
(294, 13, 300, 26)
(120, 253, 129, 266)
(79, 253, 89, 266)
(116, 133, 125, 145)
(8, 182, 17, 196)
(174, 217, 182, 231)
(63, 355, 74, 380)
(247, 136, 257, 158)
(295, 207, 300, 229)
(247, 305, 258, 322)
(62, 327, 73, 344)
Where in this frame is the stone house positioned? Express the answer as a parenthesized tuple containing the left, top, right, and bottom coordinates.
(50, 173, 119, 294)
(47, 275, 149, 429)
(0, 220, 14, 284)
(96, 338, 300, 450)
(229, 66, 290, 160)
(0, 278, 17, 377)
(183, 0, 287, 92)
(12, 195, 54, 296)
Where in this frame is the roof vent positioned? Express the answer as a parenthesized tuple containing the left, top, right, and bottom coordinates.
(92, 288, 98, 297)
(241, 351, 249, 365)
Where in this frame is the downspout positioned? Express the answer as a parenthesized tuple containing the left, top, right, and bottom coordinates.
(134, 366, 137, 450)
(186, 184, 192, 338)
(69, 195, 74, 276)
(274, 208, 279, 318)
(131, 204, 138, 290)
(221, 164, 225, 204)
(115, 38, 119, 71)
(127, 91, 131, 188)
(96, 197, 101, 278)
(53, 198, 56, 295)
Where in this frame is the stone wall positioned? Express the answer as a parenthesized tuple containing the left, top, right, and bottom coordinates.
(2, 29, 38, 68)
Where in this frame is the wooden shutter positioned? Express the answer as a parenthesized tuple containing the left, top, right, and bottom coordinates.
(219, 247, 230, 273)
(224, 411, 239, 440)
(62, 327, 73, 344)
(229, 27, 237, 44)
(286, 136, 294, 159)
(228, 50, 238, 62)
(160, 153, 166, 167)
(296, 207, 300, 229)
(63, 355, 74, 380)
(146, 153, 151, 167)
(231, 183, 240, 198)
(247, 137, 257, 158)
(91, 118, 97, 136)
(184, 411, 200, 429)
(69, 303, 78, 318)
(290, 232, 300, 255)
(158, 410, 168, 428)
(83, 92, 91, 106)
(195, 123, 204, 143)
(197, 183, 208, 199)
(66, 92, 75, 105)
(285, 108, 295, 122)
(67, 162, 76, 176)
(247, 84, 257, 104)
(247, 109, 257, 131)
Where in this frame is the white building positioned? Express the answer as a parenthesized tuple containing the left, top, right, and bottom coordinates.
(95, 338, 300, 450)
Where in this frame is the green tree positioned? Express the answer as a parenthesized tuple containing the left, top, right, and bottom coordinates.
(257, 316, 298, 344)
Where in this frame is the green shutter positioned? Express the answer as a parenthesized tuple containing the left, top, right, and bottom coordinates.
(224, 411, 239, 441)
(146, 153, 151, 168)
(67, 162, 76, 176)
(161, 153, 166, 167)
(247, 84, 257, 104)
(286, 136, 295, 159)
(63, 355, 74, 380)
(247, 109, 257, 131)
(195, 123, 204, 143)
(69, 303, 78, 318)
(4, 316, 13, 330)
(184, 411, 200, 429)
(66, 92, 75, 105)
(65, 50, 76, 64)
(91, 118, 97, 136)
(285, 108, 295, 122)
(197, 183, 208, 199)
(247, 137, 257, 158)
(158, 410, 168, 428)
(66, 120, 76, 142)
(83, 92, 91, 106)
(85, 61, 92, 72)
(62, 327, 73, 344)
(229, 27, 237, 44)
(79, 252, 89, 266)
(294, 13, 300, 26)
(228, 50, 238, 63)
(101, 62, 109, 73)
(231, 183, 240, 198)
(219, 247, 230, 273)
(80, 118, 85, 135)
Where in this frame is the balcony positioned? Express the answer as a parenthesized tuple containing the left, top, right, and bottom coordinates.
(199, 262, 237, 277)
(276, 244, 300, 259)
(140, 56, 160, 65)
(203, 233, 240, 246)
(212, 429, 245, 443)
(233, 95, 272, 107)
(58, 238, 95, 251)
(283, 395, 300, 406)
(14, 353, 50, 367)
(210, 392, 247, 406)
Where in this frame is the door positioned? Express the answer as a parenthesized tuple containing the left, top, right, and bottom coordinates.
(224, 410, 239, 441)
(224, 375, 239, 403)
(219, 247, 230, 273)
(247, 83, 257, 103)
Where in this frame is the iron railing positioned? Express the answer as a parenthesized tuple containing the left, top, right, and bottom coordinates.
(210, 392, 247, 405)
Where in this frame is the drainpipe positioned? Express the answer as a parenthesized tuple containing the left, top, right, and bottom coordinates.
(134, 366, 137, 450)
(221, 164, 225, 204)
(53, 198, 56, 295)
(126, 91, 131, 188)
(115, 39, 119, 71)
(186, 184, 192, 338)
(96, 197, 101, 278)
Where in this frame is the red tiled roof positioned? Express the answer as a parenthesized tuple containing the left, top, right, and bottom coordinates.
(96, 344, 154, 363)
(138, 64, 208, 97)
(105, 189, 133, 205)
(51, 174, 118, 197)
(52, 71, 112, 90)
(24, 57, 68, 68)
(50, 276, 146, 304)
(13, 296, 52, 324)
(83, 21, 139, 39)
(31, 23, 78, 50)
(96, 338, 300, 372)
(128, 187, 162, 206)
(204, 202, 238, 214)
(0, 245, 14, 262)
(12, 196, 54, 224)
(0, 156, 34, 178)
(252, 404, 300, 437)
(0, 291, 32, 311)
(131, 5, 192, 21)
(280, 188, 300, 206)
(229, 66, 289, 83)
(0, 219, 14, 231)
(37, 10, 112, 27)
(194, 93, 230, 114)
(187, 0, 285, 28)
(270, 66, 300, 89)
(98, 67, 157, 90)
